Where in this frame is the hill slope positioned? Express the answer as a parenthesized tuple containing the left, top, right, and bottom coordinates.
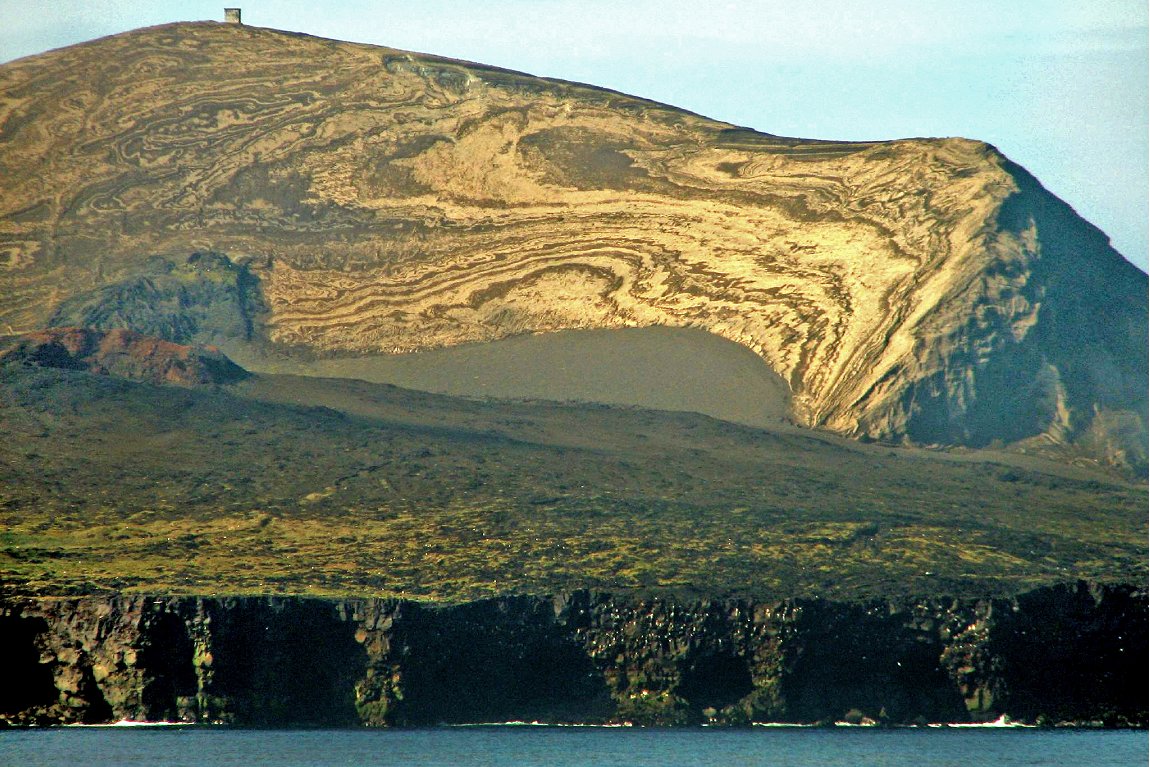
(0, 21, 1144, 470)
(0, 331, 1143, 600)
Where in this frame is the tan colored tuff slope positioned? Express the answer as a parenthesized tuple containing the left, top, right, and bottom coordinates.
(0, 22, 1144, 466)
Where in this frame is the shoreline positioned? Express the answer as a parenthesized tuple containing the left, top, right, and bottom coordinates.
(4, 585, 1144, 730)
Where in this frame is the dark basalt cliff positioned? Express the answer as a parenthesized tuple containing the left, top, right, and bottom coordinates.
(1, 583, 1144, 728)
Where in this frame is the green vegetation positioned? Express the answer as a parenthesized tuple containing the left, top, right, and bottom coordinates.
(0, 363, 1144, 601)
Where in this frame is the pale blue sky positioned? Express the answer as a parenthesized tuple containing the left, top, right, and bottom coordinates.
(2, 0, 1146, 271)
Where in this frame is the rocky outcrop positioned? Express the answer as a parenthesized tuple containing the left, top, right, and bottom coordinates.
(0, 326, 248, 386)
(1, 583, 1143, 728)
(48, 251, 267, 347)
(0, 22, 1144, 469)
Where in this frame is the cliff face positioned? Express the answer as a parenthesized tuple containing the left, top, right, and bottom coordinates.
(2, 584, 1144, 728)
(0, 22, 1144, 468)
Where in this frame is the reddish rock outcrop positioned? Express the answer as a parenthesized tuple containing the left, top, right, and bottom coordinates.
(0, 327, 248, 386)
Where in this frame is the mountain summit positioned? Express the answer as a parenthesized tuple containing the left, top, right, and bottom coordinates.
(0, 21, 1144, 469)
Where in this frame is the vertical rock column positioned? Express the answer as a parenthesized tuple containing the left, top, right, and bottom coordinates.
(347, 598, 405, 726)
(190, 597, 368, 726)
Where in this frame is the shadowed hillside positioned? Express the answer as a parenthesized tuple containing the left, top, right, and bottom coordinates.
(0, 337, 1143, 600)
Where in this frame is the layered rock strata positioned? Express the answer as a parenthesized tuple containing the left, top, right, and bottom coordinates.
(0, 22, 1144, 467)
(1, 583, 1143, 727)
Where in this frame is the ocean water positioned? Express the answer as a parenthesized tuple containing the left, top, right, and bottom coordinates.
(1, 726, 1146, 767)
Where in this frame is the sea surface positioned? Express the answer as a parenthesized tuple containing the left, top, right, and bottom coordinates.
(1, 725, 1146, 767)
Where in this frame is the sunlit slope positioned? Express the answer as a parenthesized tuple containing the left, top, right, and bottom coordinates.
(0, 22, 1144, 468)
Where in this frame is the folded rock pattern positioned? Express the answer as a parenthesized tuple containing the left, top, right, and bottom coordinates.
(0, 22, 1144, 465)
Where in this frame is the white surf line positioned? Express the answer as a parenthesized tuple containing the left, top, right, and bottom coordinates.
(62, 720, 190, 728)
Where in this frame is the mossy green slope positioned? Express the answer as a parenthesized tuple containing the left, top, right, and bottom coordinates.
(1, 357, 1142, 601)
